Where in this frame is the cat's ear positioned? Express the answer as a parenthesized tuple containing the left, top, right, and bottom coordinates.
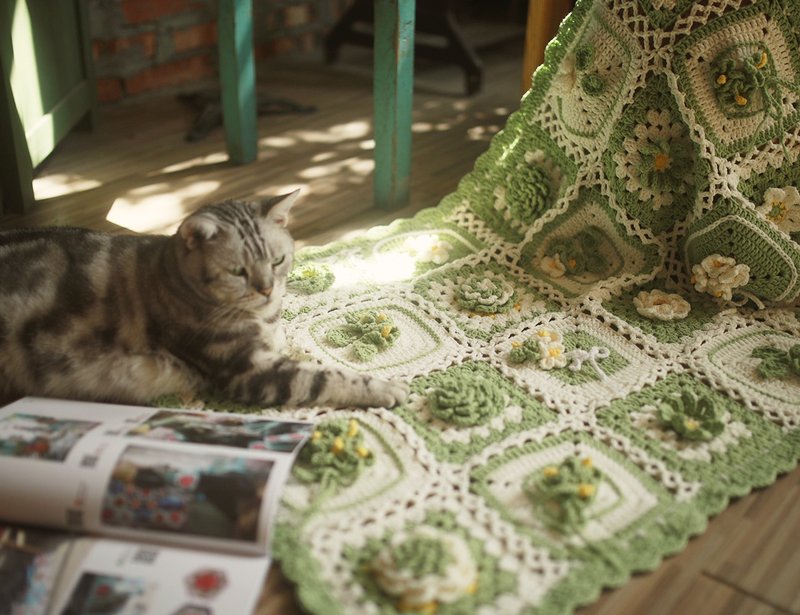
(258, 190, 300, 227)
(178, 213, 219, 250)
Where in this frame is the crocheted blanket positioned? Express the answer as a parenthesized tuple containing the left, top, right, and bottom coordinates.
(184, 1, 800, 613)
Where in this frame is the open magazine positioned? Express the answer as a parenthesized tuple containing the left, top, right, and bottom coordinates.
(0, 396, 314, 615)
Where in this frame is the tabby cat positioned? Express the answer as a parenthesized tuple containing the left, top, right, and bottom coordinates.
(0, 191, 408, 408)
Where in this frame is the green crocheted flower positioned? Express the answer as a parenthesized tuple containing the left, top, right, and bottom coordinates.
(657, 390, 725, 441)
(751, 344, 800, 379)
(523, 456, 603, 531)
(294, 418, 373, 488)
(326, 310, 400, 362)
(505, 165, 552, 224)
(711, 48, 770, 113)
(545, 227, 609, 276)
(455, 272, 517, 314)
(287, 263, 335, 294)
(390, 536, 454, 577)
(508, 339, 542, 364)
(427, 375, 506, 427)
(637, 137, 693, 195)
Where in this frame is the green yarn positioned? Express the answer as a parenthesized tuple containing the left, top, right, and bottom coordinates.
(657, 390, 725, 442)
(637, 137, 693, 194)
(391, 537, 453, 578)
(294, 419, 373, 489)
(574, 43, 594, 71)
(508, 338, 542, 364)
(455, 272, 517, 314)
(505, 165, 552, 224)
(711, 47, 769, 115)
(545, 227, 609, 276)
(325, 310, 400, 361)
(580, 72, 605, 96)
(288, 263, 335, 294)
(523, 456, 603, 531)
(751, 344, 800, 379)
(427, 374, 506, 426)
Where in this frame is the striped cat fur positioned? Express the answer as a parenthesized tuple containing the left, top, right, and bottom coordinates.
(0, 191, 408, 408)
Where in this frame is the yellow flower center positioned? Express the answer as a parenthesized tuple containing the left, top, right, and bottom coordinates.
(347, 419, 359, 438)
(331, 436, 345, 454)
(684, 418, 700, 431)
(543, 466, 559, 478)
(467, 581, 478, 594)
(376, 313, 388, 322)
(511, 341, 522, 348)
(356, 445, 370, 458)
(311, 430, 322, 442)
(653, 152, 671, 172)
(716, 73, 727, 85)
(578, 483, 596, 499)
(548, 347, 563, 358)
(735, 94, 748, 106)
(756, 51, 768, 69)
(567, 258, 577, 269)
(767, 199, 788, 222)
(381, 324, 393, 338)
(581, 457, 593, 469)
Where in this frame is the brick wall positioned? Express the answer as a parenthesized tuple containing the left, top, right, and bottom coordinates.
(89, 0, 351, 103)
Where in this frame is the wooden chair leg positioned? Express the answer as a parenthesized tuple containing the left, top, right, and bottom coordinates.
(373, 0, 415, 210)
(218, 0, 258, 165)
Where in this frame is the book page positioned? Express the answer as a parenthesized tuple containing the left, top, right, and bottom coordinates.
(0, 398, 312, 555)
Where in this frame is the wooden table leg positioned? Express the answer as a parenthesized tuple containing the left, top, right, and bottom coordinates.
(373, 0, 415, 210)
(218, 0, 258, 165)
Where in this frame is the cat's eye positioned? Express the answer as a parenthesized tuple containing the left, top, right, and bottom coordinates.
(272, 255, 285, 266)
(230, 266, 247, 277)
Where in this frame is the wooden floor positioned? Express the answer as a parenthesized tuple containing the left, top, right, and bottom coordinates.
(1, 41, 798, 615)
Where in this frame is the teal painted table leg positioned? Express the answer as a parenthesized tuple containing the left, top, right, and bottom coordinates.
(373, 0, 415, 210)
(218, 0, 257, 164)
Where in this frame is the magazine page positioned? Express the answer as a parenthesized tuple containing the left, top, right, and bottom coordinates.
(47, 537, 270, 615)
(0, 397, 313, 555)
(0, 524, 270, 615)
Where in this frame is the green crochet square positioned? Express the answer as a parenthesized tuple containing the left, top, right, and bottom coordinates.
(343, 511, 518, 615)
(469, 430, 703, 601)
(395, 362, 557, 463)
(683, 198, 800, 303)
(672, 2, 800, 158)
(595, 373, 794, 501)
(518, 187, 662, 297)
(603, 74, 709, 234)
(413, 259, 555, 341)
(636, 0, 699, 29)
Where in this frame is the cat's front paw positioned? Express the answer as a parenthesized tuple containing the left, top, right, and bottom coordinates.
(368, 378, 409, 408)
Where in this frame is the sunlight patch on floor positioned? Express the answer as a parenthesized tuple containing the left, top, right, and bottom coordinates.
(33, 173, 102, 200)
(106, 180, 220, 234)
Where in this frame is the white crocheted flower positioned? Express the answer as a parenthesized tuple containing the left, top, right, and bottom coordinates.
(536, 330, 568, 370)
(755, 186, 800, 234)
(540, 254, 567, 278)
(613, 109, 694, 210)
(403, 234, 453, 265)
(691, 255, 750, 301)
(371, 526, 478, 610)
(633, 289, 691, 321)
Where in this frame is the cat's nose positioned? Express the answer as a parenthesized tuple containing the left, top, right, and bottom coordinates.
(258, 286, 273, 297)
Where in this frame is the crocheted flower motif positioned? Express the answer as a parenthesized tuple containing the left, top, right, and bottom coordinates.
(370, 526, 478, 612)
(711, 47, 771, 113)
(426, 374, 506, 427)
(755, 187, 800, 235)
(287, 263, 335, 294)
(508, 329, 567, 370)
(613, 109, 694, 210)
(523, 456, 602, 531)
(539, 254, 566, 278)
(632, 289, 691, 321)
(691, 254, 750, 301)
(544, 227, 609, 277)
(455, 271, 516, 314)
(504, 164, 552, 224)
(294, 419, 373, 488)
(402, 234, 453, 265)
(325, 311, 400, 362)
(751, 344, 800, 380)
(657, 390, 725, 442)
